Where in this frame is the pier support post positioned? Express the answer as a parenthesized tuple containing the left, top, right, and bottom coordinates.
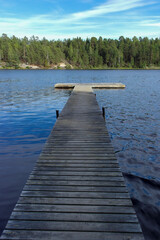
(56, 110, 59, 119)
(102, 107, 105, 120)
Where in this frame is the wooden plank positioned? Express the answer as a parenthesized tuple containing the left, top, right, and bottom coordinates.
(37, 160, 119, 164)
(14, 204, 136, 214)
(44, 140, 112, 143)
(1, 230, 143, 240)
(28, 175, 124, 181)
(38, 156, 117, 160)
(41, 149, 115, 152)
(6, 220, 142, 232)
(23, 185, 128, 193)
(44, 142, 112, 144)
(21, 191, 129, 199)
(26, 180, 126, 186)
(33, 167, 121, 172)
(10, 212, 138, 223)
(39, 154, 117, 157)
(18, 197, 132, 205)
(35, 163, 120, 167)
(31, 171, 123, 176)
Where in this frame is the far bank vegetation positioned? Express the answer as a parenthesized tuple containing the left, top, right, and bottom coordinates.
(0, 34, 160, 69)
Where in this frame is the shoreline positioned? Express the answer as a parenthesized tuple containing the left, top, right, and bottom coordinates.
(0, 67, 160, 70)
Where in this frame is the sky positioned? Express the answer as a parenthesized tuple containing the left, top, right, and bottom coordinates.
(0, 0, 160, 40)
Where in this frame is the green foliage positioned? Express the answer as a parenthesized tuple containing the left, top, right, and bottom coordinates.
(65, 64, 72, 70)
(0, 34, 160, 69)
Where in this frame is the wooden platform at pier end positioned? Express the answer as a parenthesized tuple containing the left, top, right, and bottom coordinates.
(54, 82, 126, 90)
(1, 83, 144, 240)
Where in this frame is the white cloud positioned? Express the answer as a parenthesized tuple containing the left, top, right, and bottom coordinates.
(71, 0, 152, 21)
(140, 20, 160, 27)
(1, 0, 152, 26)
(0, 0, 158, 39)
(148, 23, 160, 26)
(29, 0, 154, 25)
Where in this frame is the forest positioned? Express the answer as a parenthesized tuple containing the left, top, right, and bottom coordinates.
(0, 34, 160, 69)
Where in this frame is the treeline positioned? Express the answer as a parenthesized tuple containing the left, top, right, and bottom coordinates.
(0, 34, 160, 69)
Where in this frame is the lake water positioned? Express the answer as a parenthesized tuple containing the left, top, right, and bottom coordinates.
(0, 69, 160, 239)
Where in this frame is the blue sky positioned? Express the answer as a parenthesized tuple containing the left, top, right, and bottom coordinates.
(0, 0, 160, 39)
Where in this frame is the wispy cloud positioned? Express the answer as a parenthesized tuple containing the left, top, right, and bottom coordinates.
(140, 20, 160, 27)
(0, 0, 158, 39)
(147, 23, 160, 26)
(71, 0, 149, 20)
(53, 0, 153, 24)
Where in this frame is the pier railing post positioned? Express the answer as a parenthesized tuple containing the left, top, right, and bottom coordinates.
(102, 107, 105, 120)
(56, 110, 59, 119)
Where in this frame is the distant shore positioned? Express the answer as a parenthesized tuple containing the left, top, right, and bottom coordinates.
(1, 67, 160, 70)
(0, 62, 160, 70)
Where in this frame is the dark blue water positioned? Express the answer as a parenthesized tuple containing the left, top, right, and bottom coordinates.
(0, 70, 160, 239)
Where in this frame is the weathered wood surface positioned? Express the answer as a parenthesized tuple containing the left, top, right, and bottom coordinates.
(1, 88, 143, 240)
(55, 83, 126, 90)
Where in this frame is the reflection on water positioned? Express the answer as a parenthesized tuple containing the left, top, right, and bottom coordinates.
(0, 69, 160, 239)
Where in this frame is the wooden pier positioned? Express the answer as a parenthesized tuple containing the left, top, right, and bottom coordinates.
(1, 83, 144, 239)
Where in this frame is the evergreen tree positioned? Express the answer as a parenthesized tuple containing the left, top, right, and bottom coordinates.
(0, 34, 160, 69)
